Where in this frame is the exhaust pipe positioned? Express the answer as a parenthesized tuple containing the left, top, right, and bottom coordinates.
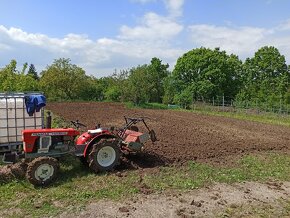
(46, 111, 52, 129)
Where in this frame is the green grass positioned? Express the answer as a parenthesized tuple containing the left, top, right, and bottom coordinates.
(143, 153, 290, 191)
(125, 102, 170, 110)
(1, 153, 290, 217)
(194, 109, 290, 127)
(0, 157, 140, 217)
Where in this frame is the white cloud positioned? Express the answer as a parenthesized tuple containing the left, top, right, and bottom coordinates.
(188, 20, 290, 64)
(188, 24, 271, 56)
(0, 24, 184, 77)
(131, 0, 185, 17)
(121, 0, 185, 41)
(188, 23, 290, 62)
(1, 0, 290, 78)
(164, 0, 184, 18)
(2, 19, 290, 78)
(0, 0, 187, 76)
(119, 12, 183, 41)
(277, 19, 290, 31)
(0, 25, 97, 53)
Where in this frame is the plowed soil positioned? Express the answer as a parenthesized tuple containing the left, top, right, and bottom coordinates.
(47, 102, 290, 166)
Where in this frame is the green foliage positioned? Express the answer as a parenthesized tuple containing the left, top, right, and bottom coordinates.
(104, 86, 121, 101)
(162, 74, 176, 104)
(93, 77, 112, 101)
(39, 58, 92, 100)
(172, 47, 242, 106)
(173, 86, 193, 109)
(124, 57, 169, 105)
(27, 64, 39, 80)
(126, 65, 151, 105)
(0, 46, 289, 109)
(125, 102, 169, 109)
(0, 60, 39, 92)
(237, 46, 289, 105)
(286, 89, 290, 104)
(90, 70, 129, 102)
(16, 73, 39, 91)
(147, 57, 169, 103)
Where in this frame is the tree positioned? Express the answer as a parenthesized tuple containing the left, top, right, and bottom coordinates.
(238, 46, 289, 105)
(27, 64, 39, 80)
(105, 70, 129, 102)
(104, 86, 121, 101)
(126, 65, 151, 105)
(163, 74, 178, 104)
(0, 60, 38, 92)
(173, 86, 193, 109)
(39, 58, 90, 100)
(124, 58, 169, 105)
(21, 62, 28, 74)
(147, 57, 169, 103)
(0, 60, 17, 91)
(172, 47, 242, 104)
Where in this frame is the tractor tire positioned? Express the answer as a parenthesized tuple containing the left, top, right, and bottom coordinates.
(88, 138, 120, 173)
(79, 156, 89, 167)
(26, 157, 60, 186)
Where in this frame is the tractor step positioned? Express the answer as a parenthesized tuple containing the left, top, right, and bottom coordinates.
(3, 152, 17, 164)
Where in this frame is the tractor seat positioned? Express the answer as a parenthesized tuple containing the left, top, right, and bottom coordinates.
(88, 128, 108, 134)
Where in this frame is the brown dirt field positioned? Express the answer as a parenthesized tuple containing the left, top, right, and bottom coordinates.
(47, 102, 290, 166)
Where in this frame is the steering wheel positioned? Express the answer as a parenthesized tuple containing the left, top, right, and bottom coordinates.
(71, 120, 87, 129)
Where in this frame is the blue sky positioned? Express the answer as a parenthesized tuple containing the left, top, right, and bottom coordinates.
(1, 0, 290, 77)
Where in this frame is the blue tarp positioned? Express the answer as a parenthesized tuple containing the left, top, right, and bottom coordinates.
(25, 95, 46, 116)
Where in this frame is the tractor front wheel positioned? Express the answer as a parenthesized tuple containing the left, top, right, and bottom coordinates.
(26, 157, 59, 186)
(88, 138, 120, 173)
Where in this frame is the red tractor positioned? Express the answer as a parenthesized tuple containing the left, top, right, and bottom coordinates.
(4, 116, 157, 186)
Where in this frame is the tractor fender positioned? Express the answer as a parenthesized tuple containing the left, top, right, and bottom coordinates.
(83, 134, 117, 157)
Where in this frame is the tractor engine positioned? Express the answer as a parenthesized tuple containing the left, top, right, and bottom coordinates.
(22, 128, 80, 156)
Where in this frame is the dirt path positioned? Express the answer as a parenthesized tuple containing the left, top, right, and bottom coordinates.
(59, 181, 290, 218)
(47, 102, 290, 166)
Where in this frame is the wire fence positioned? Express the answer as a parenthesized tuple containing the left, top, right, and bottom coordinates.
(191, 96, 290, 116)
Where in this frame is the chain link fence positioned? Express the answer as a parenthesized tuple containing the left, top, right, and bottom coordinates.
(191, 96, 290, 115)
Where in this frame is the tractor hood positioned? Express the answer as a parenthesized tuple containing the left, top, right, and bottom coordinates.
(22, 128, 80, 137)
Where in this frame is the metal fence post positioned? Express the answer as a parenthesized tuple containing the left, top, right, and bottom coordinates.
(280, 99, 282, 114)
(222, 94, 225, 111)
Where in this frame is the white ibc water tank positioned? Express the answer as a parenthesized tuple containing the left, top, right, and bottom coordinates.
(0, 94, 43, 145)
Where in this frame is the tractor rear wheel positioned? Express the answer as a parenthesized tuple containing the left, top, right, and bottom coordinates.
(88, 138, 120, 173)
(26, 157, 59, 186)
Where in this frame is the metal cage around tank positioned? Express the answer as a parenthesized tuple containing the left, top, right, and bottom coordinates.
(0, 92, 45, 153)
